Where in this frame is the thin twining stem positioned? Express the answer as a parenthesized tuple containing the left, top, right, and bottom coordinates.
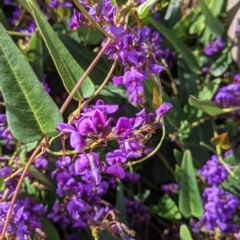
(126, 121, 166, 167)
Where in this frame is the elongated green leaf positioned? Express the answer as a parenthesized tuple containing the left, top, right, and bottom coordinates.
(150, 195, 182, 220)
(198, 78, 221, 100)
(0, 8, 11, 30)
(25, 0, 95, 99)
(41, 216, 60, 240)
(179, 150, 203, 218)
(149, 17, 200, 74)
(0, 175, 5, 191)
(28, 166, 55, 189)
(189, 96, 223, 116)
(116, 180, 128, 225)
(210, 51, 233, 77)
(137, 0, 158, 19)
(58, 34, 109, 85)
(178, 61, 197, 107)
(197, 0, 224, 37)
(26, 31, 43, 81)
(180, 224, 193, 240)
(0, 23, 63, 143)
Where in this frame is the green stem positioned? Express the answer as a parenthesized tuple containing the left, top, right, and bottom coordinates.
(7, 31, 32, 37)
(127, 121, 166, 167)
(73, 0, 115, 40)
(211, 121, 237, 179)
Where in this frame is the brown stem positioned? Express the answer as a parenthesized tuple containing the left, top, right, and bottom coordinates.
(82, 57, 118, 107)
(60, 38, 112, 113)
(0, 37, 112, 240)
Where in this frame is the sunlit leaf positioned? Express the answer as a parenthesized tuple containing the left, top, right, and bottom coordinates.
(0, 23, 63, 143)
(137, 0, 158, 19)
(180, 224, 193, 240)
(189, 96, 223, 116)
(0, 175, 5, 191)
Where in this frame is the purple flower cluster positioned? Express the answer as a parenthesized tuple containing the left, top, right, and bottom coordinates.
(161, 183, 179, 194)
(0, 114, 13, 149)
(57, 100, 171, 184)
(204, 38, 225, 56)
(48, 0, 72, 8)
(192, 154, 240, 233)
(192, 186, 239, 232)
(69, 0, 176, 105)
(125, 198, 150, 228)
(198, 155, 229, 185)
(0, 162, 46, 238)
(214, 73, 240, 113)
(49, 156, 110, 229)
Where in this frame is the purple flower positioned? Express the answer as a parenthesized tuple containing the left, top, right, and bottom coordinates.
(198, 155, 229, 185)
(156, 102, 172, 118)
(234, 73, 240, 83)
(204, 39, 225, 56)
(106, 150, 127, 179)
(75, 153, 101, 185)
(77, 117, 97, 136)
(115, 117, 132, 138)
(119, 138, 142, 159)
(94, 100, 119, 114)
(123, 69, 144, 91)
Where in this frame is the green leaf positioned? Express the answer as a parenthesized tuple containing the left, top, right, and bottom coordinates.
(41, 216, 60, 240)
(0, 175, 5, 191)
(173, 9, 198, 38)
(150, 195, 182, 220)
(197, 0, 224, 38)
(28, 166, 55, 189)
(179, 150, 203, 218)
(25, 0, 95, 99)
(0, 8, 11, 30)
(26, 31, 43, 81)
(0, 23, 63, 143)
(180, 224, 193, 240)
(58, 34, 109, 85)
(97, 85, 127, 98)
(189, 96, 223, 116)
(178, 60, 197, 107)
(198, 78, 221, 100)
(78, 25, 103, 45)
(116, 180, 128, 225)
(210, 51, 233, 77)
(137, 0, 158, 19)
(149, 17, 200, 74)
(221, 167, 240, 197)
